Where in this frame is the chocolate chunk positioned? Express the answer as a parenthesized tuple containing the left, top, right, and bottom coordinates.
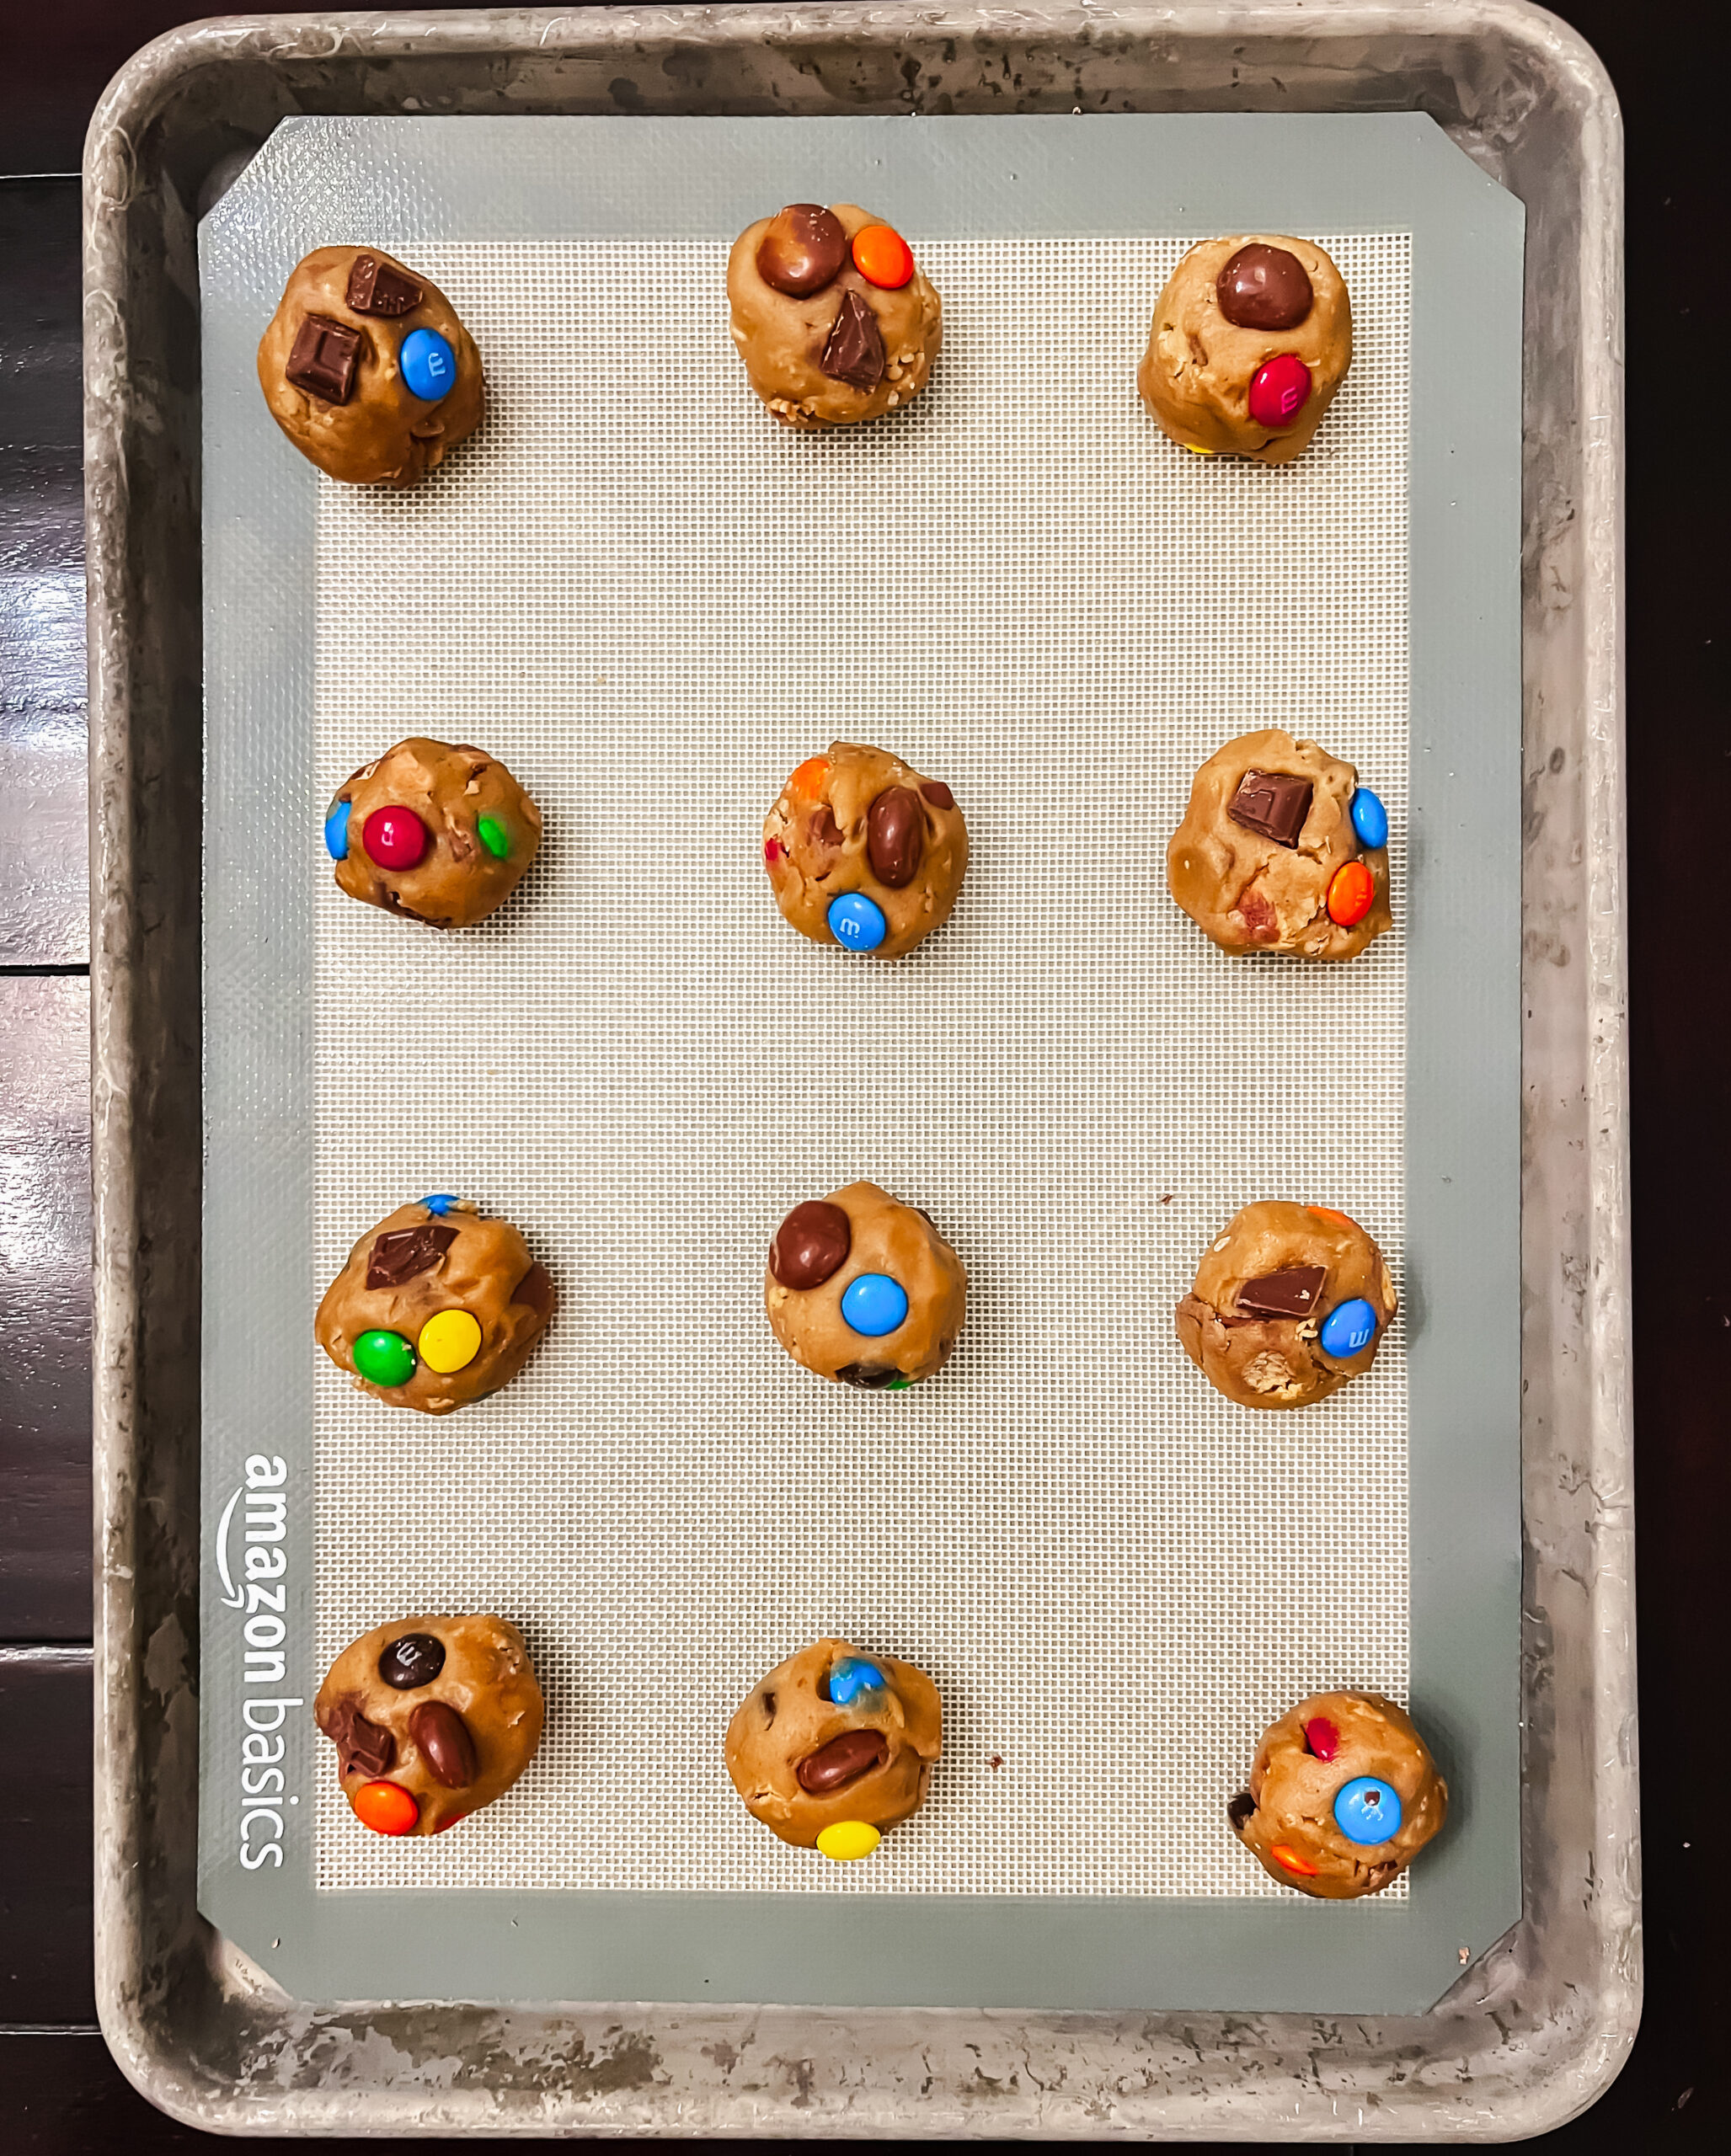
(756, 203, 849, 298)
(836, 1363, 900, 1390)
(771, 1200, 852, 1290)
(1226, 1790, 1257, 1833)
(919, 780, 954, 812)
(286, 314, 362, 404)
(366, 1223, 457, 1290)
(345, 253, 424, 317)
(320, 1694, 395, 1779)
(1215, 243, 1314, 331)
(377, 1631, 446, 1690)
(1236, 1265, 1328, 1319)
(1227, 769, 1313, 848)
(409, 1700, 478, 1789)
(511, 1261, 555, 1319)
(820, 290, 885, 390)
(867, 786, 924, 888)
(796, 1728, 890, 1795)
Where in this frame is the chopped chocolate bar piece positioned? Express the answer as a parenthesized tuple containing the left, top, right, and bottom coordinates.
(1227, 769, 1314, 849)
(320, 1694, 395, 1780)
(285, 314, 362, 404)
(820, 290, 886, 390)
(1236, 1265, 1328, 1320)
(366, 1223, 457, 1290)
(345, 253, 424, 317)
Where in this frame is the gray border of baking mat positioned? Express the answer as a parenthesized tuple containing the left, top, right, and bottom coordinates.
(197, 111, 1522, 2013)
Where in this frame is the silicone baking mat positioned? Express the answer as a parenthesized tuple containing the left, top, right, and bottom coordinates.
(198, 114, 1523, 2011)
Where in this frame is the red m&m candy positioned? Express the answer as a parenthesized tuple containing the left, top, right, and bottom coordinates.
(1247, 353, 1312, 430)
(1326, 859, 1376, 927)
(362, 805, 429, 871)
(1303, 1716, 1341, 1761)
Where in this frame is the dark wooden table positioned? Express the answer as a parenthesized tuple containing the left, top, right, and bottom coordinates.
(3, 4, 1724, 2146)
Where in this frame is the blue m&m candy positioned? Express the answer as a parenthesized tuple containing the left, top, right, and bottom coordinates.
(827, 1657, 887, 1705)
(1333, 1775, 1402, 1845)
(399, 327, 456, 403)
(1319, 1298, 1379, 1358)
(323, 798, 351, 861)
(420, 1193, 459, 1215)
(841, 1273, 909, 1337)
(827, 892, 888, 953)
(1349, 787, 1388, 850)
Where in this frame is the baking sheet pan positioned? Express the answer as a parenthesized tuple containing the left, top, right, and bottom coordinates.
(196, 108, 1520, 2015)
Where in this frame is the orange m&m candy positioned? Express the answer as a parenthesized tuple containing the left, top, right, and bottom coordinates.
(852, 224, 915, 290)
(1270, 1842, 1320, 1877)
(1308, 1206, 1355, 1228)
(353, 1779, 419, 1836)
(789, 755, 830, 800)
(1326, 858, 1376, 927)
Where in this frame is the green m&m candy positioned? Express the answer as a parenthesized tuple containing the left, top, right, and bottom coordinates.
(354, 1328, 416, 1388)
(476, 815, 510, 860)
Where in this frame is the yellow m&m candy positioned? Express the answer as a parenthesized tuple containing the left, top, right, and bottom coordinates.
(418, 1307, 482, 1374)
(815, 1820, 881, 1863)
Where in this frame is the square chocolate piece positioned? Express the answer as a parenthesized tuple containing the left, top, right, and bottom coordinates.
(346, 253, 424, 318)
(1236, 1265, 1328, 1320)
(366, 1223, 457, 1290)
(286, 314, 362, 404)
(1227, 769, 1313, 849)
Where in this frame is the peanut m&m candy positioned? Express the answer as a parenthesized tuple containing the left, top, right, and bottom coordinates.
(1326, 858, 1376, 927)
(1349, 787, 1388, 850)
(851, 224, 914, 290)
(353, 1780, 419, 1835)
(816, 1819, 882, 1862)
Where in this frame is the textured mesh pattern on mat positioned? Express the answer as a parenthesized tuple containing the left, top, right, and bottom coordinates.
(312, 233, 1411, 1894)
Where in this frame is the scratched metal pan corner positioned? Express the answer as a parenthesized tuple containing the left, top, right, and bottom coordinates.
(87, 3, 1630, 2137)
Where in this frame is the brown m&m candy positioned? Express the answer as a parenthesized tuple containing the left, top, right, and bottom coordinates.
(756, 204, 850, 297)
(1215, 243, 1314, 331)
(771, 1200, 852, 1291)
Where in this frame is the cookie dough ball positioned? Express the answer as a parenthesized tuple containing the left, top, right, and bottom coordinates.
(1137, 236, 1352, 464)
(728, 203, 942, 431)
(316, 1197, 555, 1415)
(1176, 1200, 1396, 1410)
(766, 1182, 966, 1390)
(324, 736, 542, 930)
(763, 742, 968, 961)
(724, 1636, 942, 1857)
(1228, 1691, 1448, 1897)
(258, 245, 484, 487)
(1167, 728, 1391, 960)
(314, 1613, 544, 1836)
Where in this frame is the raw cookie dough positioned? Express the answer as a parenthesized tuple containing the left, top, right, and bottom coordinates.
(728, 203, 943, 431)
(314, 1613, 544, 1836)
(763, 741, 968, 961)
(257, 245, 484, 487)
(324, 736, 542, 930)
(316, 1197, 555, 1415)
(724, 1636, 942, 1857)
(1227, 1690, 1448, 1897)
(1137, 235, 1352, 464)
(1167, 728, 1391, 960)
(1176, 1200, 1396, 1410)
(766, 1182, 967, 1389)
